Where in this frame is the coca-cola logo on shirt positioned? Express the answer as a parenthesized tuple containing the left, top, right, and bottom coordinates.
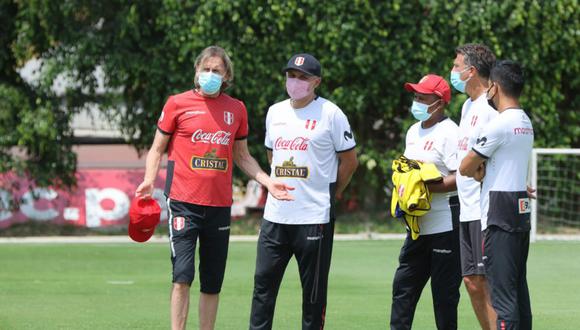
(274, 137, 309, 151)
(191, 129, 231, 145)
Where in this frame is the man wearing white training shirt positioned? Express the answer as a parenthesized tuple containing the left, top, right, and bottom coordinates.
(450, 43, 497, 329)
(249, 53, 358, 330)
(390, 74, 461, 330)
(460, 60, 534, 330)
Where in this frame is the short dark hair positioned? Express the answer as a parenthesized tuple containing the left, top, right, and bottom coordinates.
(490, 60, 525, 98)
(455, 43, 496, 79)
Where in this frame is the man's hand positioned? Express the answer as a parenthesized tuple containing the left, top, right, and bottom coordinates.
(527, 185, 537, 199)
(473, 162, 486, 182)
(266, 180, 295, 201)
(459, 150, 486, 178)
(135, 180, 154, 199)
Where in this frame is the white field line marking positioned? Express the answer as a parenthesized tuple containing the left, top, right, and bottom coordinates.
(107, 280, 134, 285)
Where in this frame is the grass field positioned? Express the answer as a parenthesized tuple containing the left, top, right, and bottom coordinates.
(1, 240, 579, 329)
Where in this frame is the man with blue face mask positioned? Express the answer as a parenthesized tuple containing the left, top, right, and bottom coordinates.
(390, 74, 462, 330)
(452, 43, 498, 330)
(135, 45, 294, 330)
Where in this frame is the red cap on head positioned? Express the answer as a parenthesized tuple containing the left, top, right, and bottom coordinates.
(404, 74, 451, 103)
(128, 198, 161, 243)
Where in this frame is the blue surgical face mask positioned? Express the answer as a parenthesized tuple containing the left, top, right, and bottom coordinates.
(450, 66, 472, 93)
(411, 100, 440, 122)
(198, 72, 223, 95)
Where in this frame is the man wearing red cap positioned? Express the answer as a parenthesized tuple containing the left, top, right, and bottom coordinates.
(390, 74, 462, 330)
(135, 46, 293, 330)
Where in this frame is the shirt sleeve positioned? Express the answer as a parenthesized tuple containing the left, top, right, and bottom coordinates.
(235, 101, 249, 140)
(157, 96, 177, 135)
(264, 108, 273, 150)
(331, 108, 356, 152)
(442, 123, 459, 171)
(472, 118, 505, 159)
(473, 107, 499, 148)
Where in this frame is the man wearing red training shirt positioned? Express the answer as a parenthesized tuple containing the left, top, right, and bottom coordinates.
(136, 46, 293, 330)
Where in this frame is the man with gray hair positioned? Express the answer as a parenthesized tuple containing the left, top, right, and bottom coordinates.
(450, 43, 497, 329)
(136, 45, 294, 330)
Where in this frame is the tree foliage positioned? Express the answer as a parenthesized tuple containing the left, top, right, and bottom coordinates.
(1, 0, 76, 191)
(1, 0, 578, 208)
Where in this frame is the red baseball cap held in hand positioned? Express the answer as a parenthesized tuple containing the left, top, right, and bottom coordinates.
(404, 74, 452, 103)
(128, 198, 161, 243)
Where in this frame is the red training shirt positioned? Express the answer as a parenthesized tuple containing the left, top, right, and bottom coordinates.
(157, 90, 248, 206)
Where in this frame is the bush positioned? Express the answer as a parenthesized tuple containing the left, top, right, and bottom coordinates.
(2, 0, 578, 212)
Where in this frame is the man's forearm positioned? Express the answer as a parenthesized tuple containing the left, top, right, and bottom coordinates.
(426, 173, 457, 193)
(335, 162, 356, 197)
(459, 150, 486, 177)
(143, 150, 163, 184)
(235, 154, 271, 186)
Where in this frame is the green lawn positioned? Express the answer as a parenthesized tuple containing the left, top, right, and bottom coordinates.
(0, 240, 579, 329)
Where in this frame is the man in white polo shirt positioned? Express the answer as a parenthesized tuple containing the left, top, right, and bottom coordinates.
(249, 53, 358, 330)
(460, 60, 534, 330)
(451, 43, 498, 329)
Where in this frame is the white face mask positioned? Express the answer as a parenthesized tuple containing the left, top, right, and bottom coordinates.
(197, 72, 223, 95)
(410, 99, 440, 121)
(450, 66, 472, 93)
(286, 77, 312, 100)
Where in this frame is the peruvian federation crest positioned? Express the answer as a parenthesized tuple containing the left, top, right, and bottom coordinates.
(173, 216, 185, 231)
(224, 111, 234, 125)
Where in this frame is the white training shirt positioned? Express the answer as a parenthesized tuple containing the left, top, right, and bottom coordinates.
(456, 94, 498, 222)
(403, 118, 459, 235)
(472, 109, 534, 231)
(263, 96, 356, 225)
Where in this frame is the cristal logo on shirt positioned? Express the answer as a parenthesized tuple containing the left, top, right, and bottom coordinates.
(191, 129, 231, 145)
(274, 156, 309, 178)
(274, 137, 309, 151)
(191, 149, 228, 171)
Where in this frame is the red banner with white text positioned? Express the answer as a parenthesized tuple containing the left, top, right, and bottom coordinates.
(0, 169, 168, 229)
(0, 169, 264, 229)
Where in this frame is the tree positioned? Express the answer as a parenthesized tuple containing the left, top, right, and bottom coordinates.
(1, 0, 76, 200)
(2, 0, 578, 210)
